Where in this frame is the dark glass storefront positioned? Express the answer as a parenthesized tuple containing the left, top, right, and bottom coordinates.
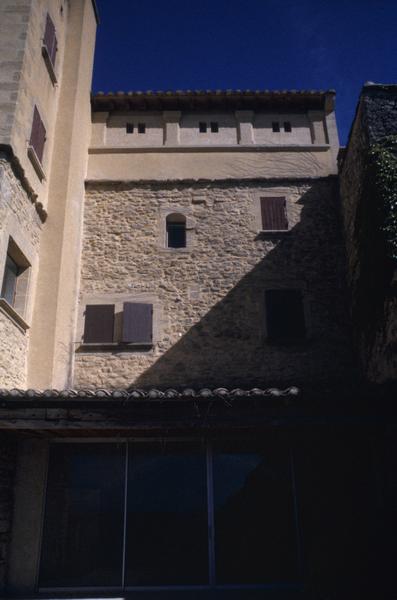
(39, 440, 301, 591)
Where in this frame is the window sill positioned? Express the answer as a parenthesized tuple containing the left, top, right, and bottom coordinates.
(41, 45, 57, 85)
(161, 246, 191, 253)
(0, 298, 29, 332)
(27, 145, 46, 181)
(76, 342, 153, 353)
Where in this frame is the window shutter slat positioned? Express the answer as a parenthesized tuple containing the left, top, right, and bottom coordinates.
(261, 197, 288, 231)
(30, 106, 46, 163)
(44, 14, 57, 66)
(123, 302, 153, 344)
(84, 305, 114, 343)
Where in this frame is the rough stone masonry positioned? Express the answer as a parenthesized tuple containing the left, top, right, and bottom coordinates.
(74, 177, 353, 389)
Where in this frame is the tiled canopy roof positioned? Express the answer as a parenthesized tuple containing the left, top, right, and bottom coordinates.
(91, 89, 335, 112)
(0, 386, 299, 404)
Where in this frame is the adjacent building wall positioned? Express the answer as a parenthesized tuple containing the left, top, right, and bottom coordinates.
(339, 83, 397, 382)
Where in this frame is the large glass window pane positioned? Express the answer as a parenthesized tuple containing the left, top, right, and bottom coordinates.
(213, 440, 299, 584)
(39, 443, 125, 588)
(125, 442, 208, 586)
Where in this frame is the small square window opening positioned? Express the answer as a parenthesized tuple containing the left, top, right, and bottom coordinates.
(210, 122, 219, 133)
(138, 123, 146, 134)
(199, 122, 207, 133)
(272, 122, 280, 133)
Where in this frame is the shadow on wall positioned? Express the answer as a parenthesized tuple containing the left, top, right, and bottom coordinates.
(132, 179, 355, 390)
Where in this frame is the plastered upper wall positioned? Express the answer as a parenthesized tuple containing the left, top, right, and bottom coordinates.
(93, 108, 327, 148)
(88, 146, 336, 181)
(89, 106, 338, 180)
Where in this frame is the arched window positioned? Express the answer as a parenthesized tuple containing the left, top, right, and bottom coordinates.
(166, 213, 186, 248)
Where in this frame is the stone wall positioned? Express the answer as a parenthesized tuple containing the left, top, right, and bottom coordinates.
(74, 177, 353, 389)
(339, 84, 397, 382)
(0, 439, 16, 593)
(0, 158, 41, 388)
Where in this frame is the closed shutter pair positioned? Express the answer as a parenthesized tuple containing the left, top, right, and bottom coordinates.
(84, 303, 153, 344)
(260, 197, 288, 231)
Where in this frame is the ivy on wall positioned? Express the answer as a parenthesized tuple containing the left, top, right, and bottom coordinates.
(367, 135, 397, 262)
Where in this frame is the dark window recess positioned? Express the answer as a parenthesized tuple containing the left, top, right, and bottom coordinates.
(1, 254, 19, 306)
(29, 106, 46, 164)
(272, 121, 280, 132)
(122, 302, 153, 344)
(43, 13, 57, 67)
(284, 121, 292, 132)
(210, 121, 219, 133)
(126, 123, 134, 134)
(265, 289, 306, 342)
(166, 214, 186, 248)
(138, 123, 146, 134)
(199, 122, 207, 133)
(261, 196, 288, 231)
(83, 304, 114, 343)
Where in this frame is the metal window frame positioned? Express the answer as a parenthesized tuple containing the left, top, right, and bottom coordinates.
(38, 437, 303, 593)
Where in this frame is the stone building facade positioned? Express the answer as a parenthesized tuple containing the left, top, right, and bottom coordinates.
(0, 1, 396, 598)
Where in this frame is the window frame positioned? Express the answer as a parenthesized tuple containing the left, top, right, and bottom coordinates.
(38, 438, 303, 593)
(0, 237, 31, 330)
(166, 213, 187, 249)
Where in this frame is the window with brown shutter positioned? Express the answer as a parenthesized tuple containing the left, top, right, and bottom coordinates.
(43, 13, 57, 68)
(122, 302, 153, 344)
(83, 305, 115, 343)
(260, 197, 288, 231)
(265, 289, 306, 342)
(29, 106, 46, 164)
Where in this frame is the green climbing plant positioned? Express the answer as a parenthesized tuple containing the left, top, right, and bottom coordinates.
(367, 135, 397, 262)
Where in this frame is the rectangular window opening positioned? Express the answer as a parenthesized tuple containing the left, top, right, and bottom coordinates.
(126, 123, 134, 134)
(138, 123, 146, 134)
(272, 121, 280, 132)
(199, 122, 207, 133)
(210, 122, 219, 133)
(265, 289, 306, 343)
(284, 121, 292, 132)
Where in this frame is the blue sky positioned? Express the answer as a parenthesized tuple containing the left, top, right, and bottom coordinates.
(92, 0, 397, 145)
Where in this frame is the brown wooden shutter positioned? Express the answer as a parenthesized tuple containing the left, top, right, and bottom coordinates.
(43, 13, 57, 66)
(30, 106, 46, 163)
(122, 302, 153, 344)
(260, 197, 288, 231)
(83, 304, 114, 343)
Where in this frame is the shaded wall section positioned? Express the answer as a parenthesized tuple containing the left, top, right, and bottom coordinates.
(339, 83, 397, 382)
